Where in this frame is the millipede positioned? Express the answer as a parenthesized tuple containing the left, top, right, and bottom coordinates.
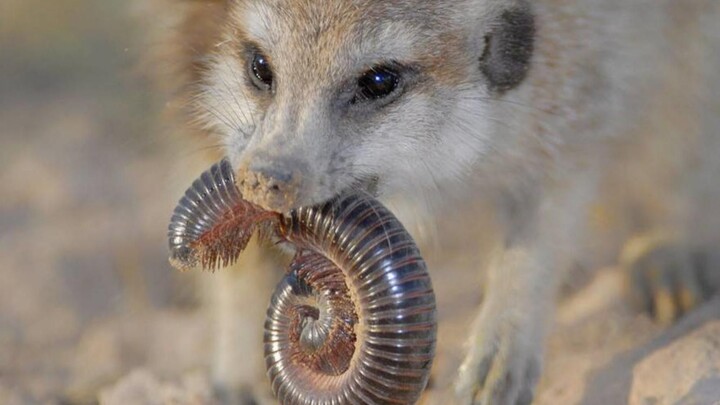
(168, 159, 437, 404)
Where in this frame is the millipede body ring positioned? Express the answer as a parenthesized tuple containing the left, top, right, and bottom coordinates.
(168, 159, 437, 404)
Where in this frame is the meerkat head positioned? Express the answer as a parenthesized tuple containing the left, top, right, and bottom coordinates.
(198, 0, 534, 212)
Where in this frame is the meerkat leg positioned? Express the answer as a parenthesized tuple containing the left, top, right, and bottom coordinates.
(206, 241, 280, 404)
(454, 246, 553, 405)
(455, 174, 596, 404)
(618, 0, 720, 327)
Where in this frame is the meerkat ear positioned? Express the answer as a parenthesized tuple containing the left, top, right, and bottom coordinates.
(479, 5, 535, 93)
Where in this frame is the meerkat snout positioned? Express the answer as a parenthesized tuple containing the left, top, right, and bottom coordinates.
(237, 158, 306, 213)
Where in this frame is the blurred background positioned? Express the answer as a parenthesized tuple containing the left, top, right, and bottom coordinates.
(2, 1, 719, 404)
(1, 1, 215, 403)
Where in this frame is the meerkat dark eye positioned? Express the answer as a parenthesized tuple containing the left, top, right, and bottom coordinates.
(355, 66, 400, 102)
(249, 52, 273, 90)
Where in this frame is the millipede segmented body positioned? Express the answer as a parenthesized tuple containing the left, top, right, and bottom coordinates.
(168, 159, 242, 270)
(168, 159, 437, 404)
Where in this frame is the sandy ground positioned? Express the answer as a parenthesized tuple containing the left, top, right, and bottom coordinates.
(2, 1, 719, 404)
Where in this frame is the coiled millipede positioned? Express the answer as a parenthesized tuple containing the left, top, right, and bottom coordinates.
(168, 159, 437, 404)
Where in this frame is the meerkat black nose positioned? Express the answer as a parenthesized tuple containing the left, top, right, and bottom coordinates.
(237, 159, 305, 212)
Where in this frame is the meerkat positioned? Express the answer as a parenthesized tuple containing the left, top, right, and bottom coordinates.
(146, 0, 720, 403)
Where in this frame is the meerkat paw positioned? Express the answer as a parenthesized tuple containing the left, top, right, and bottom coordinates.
(454, 310, 542, 405)
(622, 231, 720, 325)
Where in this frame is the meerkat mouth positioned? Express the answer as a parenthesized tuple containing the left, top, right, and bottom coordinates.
(271, 176, 381, 221)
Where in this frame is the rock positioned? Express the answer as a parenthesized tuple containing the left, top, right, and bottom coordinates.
(630, 321, 720, 405)
(98, 369, 216, 405)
